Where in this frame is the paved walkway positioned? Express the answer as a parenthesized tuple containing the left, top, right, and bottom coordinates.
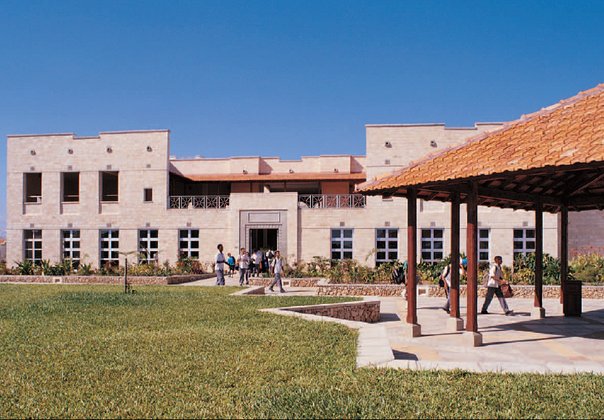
(179, 278, 604, 374)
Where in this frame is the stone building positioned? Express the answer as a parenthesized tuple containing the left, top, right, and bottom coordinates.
(6, 122, 575, 269)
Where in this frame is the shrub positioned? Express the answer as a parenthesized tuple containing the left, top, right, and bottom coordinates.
(15, 260, 35, 275)
(512, 253, 560, 285)
(570, 253, 604, 283)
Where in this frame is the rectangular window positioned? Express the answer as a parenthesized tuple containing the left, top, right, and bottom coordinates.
(331, 228, 353, 260)
(24, 173, 42, 203)
(179, 229, 200, 259)
(100, 229, 119, 267)
(62, 229, 80, 268)
(375, 228, 398, 265)
(139, 229, 159, 264)
(513, 228, 536, 259)
(421, 228, 444, 263)
(144, 188, 153, 202)
(478, 228, 490, 262)
(24, 229, 42, 264)
(62, 172, 80, 202)
(100, 171, 119, 202)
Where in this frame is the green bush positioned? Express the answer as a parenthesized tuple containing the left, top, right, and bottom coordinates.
(512, 253, 561, 285)
(570, 253, 604, 283)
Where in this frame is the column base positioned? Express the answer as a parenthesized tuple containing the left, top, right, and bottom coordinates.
(402, 323, 422, 337)
(462, 331, 483, 347)
(531, 306, 546, 319)
(447, 317, 464, 332)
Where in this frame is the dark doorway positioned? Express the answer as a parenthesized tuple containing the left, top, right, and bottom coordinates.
(250, 229, 278, 251)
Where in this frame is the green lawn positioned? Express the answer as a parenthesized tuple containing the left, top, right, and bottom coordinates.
(0, 285, 602, 418)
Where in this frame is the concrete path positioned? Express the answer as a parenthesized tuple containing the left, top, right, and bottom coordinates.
(179, 277, 604, 374)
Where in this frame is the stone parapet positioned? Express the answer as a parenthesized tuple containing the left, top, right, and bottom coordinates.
(282, 300, 380, 323)
(0, 274, 213, 285)
(249, 277, 322, 287)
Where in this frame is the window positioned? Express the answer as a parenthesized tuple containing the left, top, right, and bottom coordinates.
(478, 228, 490, 262)
(179, 229, 199, 259)
(376, 228, 398, 265)
(24, 230, 42, 264)
(100, 229, 119, 267)
(62, 230, 80, 268)
(513, 228, 536, 259)
(421, 228, 444, 263)
(144, 188, 153, 202)
(331, 229, 353, 260)
(24, 173, 42, 203)
(139, 229, 159, 264)
(100, 171, 119, 202)
(62, 172, 80, 202)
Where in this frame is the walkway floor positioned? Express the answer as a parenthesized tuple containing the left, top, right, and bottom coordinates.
(179, 278, 604, 374)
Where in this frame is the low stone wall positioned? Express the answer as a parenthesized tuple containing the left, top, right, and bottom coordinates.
(282, 300, 380, 323)
(0, 274, 212, 285)
(317, 283, 604, 299)
(249, 277, 322, 287)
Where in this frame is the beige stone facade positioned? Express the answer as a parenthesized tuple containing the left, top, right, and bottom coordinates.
(6, 123, 589, 270)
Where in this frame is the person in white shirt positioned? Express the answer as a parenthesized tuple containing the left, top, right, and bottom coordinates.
(237, 247, 250, 286)
(481, 255, 513, 315)
(268, 250, 285, 293)
(215, 244, 226, 286)
(255, 249, 264, 275)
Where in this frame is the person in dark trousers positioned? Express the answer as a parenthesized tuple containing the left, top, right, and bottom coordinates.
(268, 250, 285, 293)
(237, 247, 250, 286)
(215, 244, 226, 286)
(481, 255, 513, 315)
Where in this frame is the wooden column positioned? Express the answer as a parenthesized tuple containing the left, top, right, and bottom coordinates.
(534, 202, 544, 307)
(407, 188, 418, 326)
(450, 192, 461, 319)
(466, 183, 479, 336)
(560, 205, 569, 305)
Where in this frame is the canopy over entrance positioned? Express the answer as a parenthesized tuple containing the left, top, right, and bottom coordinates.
(360, 84, 604, 345)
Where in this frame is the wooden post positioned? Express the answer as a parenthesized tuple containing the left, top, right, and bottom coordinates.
(405, 188, 420, 336)
(465, 183, 481, 345)
(450, 193, 460, 318)
(560, 205, 568, 305)
(533, 201, 545, 317)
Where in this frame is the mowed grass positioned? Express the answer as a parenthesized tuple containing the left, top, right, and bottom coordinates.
(0, 285, 603, 418)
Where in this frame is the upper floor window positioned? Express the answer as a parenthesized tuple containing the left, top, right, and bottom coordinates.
(144, 188, 153, 202)
(24, 229, 42, 264)
(62, 172, 80, 202)
(376, 228, 398, 266)
(513, 228, 536, 259)
(331, 228, 353, 260)
(100, 171, 119, 202)
(139, 229, 159, 264)
(421, 228, 444, 263)
(24, 173, 42, 203)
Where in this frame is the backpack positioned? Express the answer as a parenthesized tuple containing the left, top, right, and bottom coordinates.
(482, 271, 490, 287)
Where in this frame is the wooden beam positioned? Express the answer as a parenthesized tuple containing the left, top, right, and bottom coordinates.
(466, 182, 479, 333)
(535, 201, 544, 309)
(450, 192, 461, 319)
(420, 185, 560, 208)
(407, 187, 418, 326)
(567, 194, 604, 208)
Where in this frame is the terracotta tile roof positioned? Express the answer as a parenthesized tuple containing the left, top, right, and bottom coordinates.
(181, 172, 366, 182)
(361, 84, 604, 194)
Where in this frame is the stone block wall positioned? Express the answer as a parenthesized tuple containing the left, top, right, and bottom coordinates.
(283, 300, 380, 323)
(0, 274, 211, 285)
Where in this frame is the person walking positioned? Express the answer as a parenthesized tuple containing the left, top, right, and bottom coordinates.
(215, 244, 226, 286)
(238, 247, 250, 286)
(441, 258, 467, 313)
(227, 252, 236, 277)
(268, 250, 285, 293)
(481, 255, 513, 315)
(250, 250, 257, 276)
(255, 249, 264, 275)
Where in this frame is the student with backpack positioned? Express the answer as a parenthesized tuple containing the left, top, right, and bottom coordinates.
(440, 258, 467, 313)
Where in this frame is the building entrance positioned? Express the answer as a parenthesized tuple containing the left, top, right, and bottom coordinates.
(249, 228, 278, 251)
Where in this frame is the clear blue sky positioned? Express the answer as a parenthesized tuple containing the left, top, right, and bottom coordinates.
(1, 0, 603, 232)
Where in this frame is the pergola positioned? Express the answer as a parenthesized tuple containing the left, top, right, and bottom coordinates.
(360, 84, 604, 345)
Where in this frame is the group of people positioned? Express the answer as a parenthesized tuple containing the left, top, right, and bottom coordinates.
(214, 244, 285, 293)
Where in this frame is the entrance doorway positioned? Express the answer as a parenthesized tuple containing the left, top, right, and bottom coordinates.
(249, 228, 278, 251)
